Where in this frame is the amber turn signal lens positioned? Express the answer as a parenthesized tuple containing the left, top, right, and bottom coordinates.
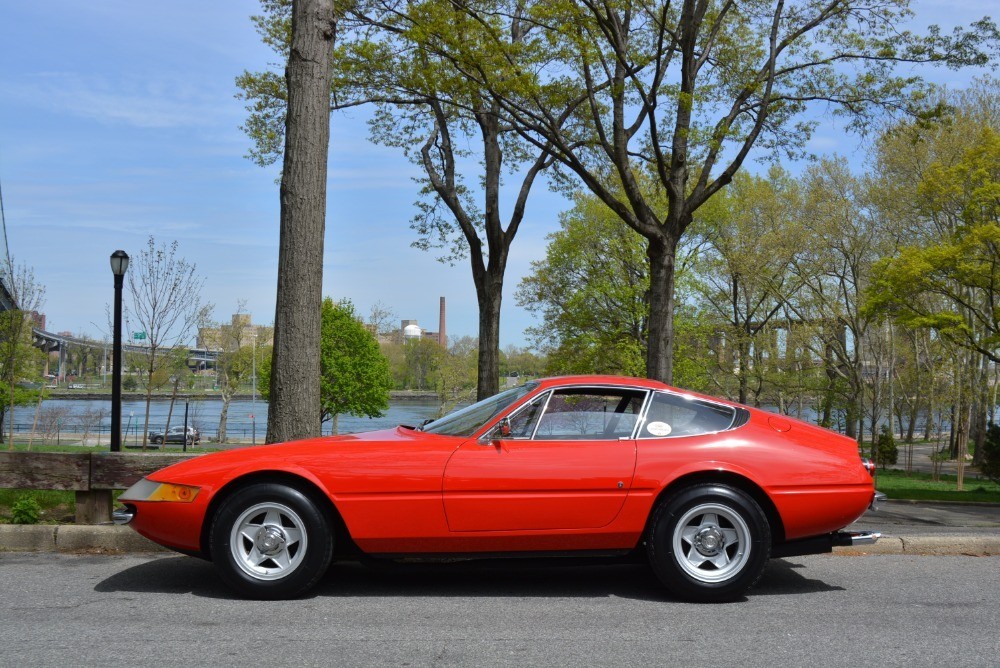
(120, 478, 200, 503)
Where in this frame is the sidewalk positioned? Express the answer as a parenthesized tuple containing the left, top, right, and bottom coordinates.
(1, 500, 998, 556)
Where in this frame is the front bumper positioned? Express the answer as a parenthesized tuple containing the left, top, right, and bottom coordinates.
(112, 506, 134, 525)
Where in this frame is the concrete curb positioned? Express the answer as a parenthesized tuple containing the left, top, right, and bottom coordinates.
(2, 524, 999, 557)
(834, 535, 1000, 556)
(0, 524, 167, 554)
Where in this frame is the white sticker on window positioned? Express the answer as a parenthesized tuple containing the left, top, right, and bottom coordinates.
(646, 421, 672, 437)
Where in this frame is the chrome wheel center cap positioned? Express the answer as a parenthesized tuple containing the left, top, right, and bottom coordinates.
(255, 526, 286, 555)
(694, 527, 725, 555)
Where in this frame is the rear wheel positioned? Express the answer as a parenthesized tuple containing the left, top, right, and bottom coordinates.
(647, 484, 770, 602)
(210, 483, 333, 599)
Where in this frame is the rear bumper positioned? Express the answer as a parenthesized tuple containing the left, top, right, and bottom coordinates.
(833, 530, 882, 547)
(870, 491, 888, 511)
(772, 530, 882, 558)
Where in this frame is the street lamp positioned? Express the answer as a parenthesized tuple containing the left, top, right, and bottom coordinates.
(110, 250, 129, 452)
(251, 328, 257, 445)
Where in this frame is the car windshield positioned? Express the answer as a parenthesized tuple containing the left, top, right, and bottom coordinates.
(421, 382, 539, 437)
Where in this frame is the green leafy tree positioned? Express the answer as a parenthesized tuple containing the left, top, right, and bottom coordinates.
(210, 306, 272, 443)
(500, 345, 547, 379)
(517, 193, 649, 377)
(873, 424, 899, 471)
(254, 344, 274, 402)
(867, 123, 1000, 355)
(239, 0, 554, 401)
(410, 0, 995, 383)
(214, 345, 258, 443)
(402, 337, 444, 391)
(0, 262, 46, 447)
(690, 169, 804, 405)
(319, 298, 391, 434)
(866, 121, 998, 483)
(434, 335, 478, 408)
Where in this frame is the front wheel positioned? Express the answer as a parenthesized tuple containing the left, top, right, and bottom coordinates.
(209, 483, 333, 600)
(647, 484, 770, 602)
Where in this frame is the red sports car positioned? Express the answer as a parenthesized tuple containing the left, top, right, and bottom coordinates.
(115, 375, 881, 602)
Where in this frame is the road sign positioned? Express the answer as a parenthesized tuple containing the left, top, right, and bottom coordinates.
(133, 332, 147, 341)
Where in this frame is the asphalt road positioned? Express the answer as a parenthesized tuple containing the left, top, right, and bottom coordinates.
(2, 552, 997, 667)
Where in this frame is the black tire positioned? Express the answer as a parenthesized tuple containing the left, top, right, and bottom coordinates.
(647, 484, 770, 602)
(209, 483, 333, 600)
(151, 436, 162, 445)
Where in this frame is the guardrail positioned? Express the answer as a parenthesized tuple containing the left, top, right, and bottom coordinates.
(0, 451, 198, 524)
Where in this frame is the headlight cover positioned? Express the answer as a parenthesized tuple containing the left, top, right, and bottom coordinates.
(120, 478, 200, 503)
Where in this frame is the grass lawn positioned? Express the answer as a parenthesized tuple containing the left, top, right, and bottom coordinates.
(0, 488, 77, 524)
(876, 469, 1000, 503)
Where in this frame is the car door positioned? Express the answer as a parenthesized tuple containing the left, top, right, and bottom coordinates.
(442, 387, 646, 532)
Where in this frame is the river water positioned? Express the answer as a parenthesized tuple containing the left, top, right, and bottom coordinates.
(10, 396, 445, 443)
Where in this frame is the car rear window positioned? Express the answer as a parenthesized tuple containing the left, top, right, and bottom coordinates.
(639, 391, 737, 438)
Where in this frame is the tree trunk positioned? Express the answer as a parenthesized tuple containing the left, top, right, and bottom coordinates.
(737, 338, 750, 405)
(646, 235, 679, 384)
(266, 0, 336, 444)
(475, 276, 503, 401)
(845, 394, 858, 440)
(218, 398, 230, 444)
(972, 352, 989, 465)
(163, 376, 180, 444)
(141, 362, 155, 450)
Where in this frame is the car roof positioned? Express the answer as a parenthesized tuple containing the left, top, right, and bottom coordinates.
(531, 375, 741, 408)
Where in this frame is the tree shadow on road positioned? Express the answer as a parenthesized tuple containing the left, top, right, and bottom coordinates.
(94, 554, 843, 601)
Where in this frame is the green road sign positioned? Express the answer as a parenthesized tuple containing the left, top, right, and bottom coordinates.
(133, 332, 147, 340)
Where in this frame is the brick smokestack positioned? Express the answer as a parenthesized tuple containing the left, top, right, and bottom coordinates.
(439, 296, 447, 347)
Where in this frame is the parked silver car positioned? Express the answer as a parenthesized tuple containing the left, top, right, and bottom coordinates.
(148, 425, 200, 445)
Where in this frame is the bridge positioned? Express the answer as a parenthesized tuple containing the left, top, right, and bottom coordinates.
(31, 327, 220, 369)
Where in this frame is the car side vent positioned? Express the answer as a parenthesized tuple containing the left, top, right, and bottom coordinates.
(731, 408, 751, 430)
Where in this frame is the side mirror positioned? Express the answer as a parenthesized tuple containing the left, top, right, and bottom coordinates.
(480, 417, 512, 445)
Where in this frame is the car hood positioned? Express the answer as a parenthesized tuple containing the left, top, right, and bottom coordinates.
(146, 426, 451, 484)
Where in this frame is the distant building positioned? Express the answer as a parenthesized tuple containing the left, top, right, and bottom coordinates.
(396, 297, 448, 347)
(197, 314, 273, 351)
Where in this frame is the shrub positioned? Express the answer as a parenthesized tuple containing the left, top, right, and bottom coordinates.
(122, 376, 138, 392)
(873, 425, 898, 470)
(982, 423, 1000, 483)
(11, 494, 41, 525)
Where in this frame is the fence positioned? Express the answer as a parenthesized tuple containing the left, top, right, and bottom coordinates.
(1, 421, 264, 446)
(0, 451, 198, 523)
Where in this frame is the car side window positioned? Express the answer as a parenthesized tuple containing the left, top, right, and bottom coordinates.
(533, 389, 646, 440)
(505, 393, 548, 439)
(640, 391, 736, 438)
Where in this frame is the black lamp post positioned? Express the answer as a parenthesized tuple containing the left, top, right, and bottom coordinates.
(110, 250, 129, 452)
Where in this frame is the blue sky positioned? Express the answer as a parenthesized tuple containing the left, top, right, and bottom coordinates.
(0, 1, 993, 347)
